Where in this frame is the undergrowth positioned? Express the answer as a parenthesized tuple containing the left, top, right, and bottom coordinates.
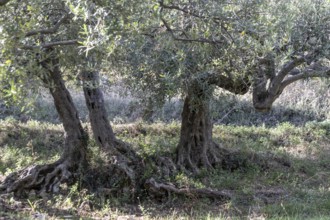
(1, 119, 330, 219)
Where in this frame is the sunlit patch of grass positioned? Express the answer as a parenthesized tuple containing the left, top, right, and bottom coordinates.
(0, 145, 34, 174)
(0, 119, 62, 175)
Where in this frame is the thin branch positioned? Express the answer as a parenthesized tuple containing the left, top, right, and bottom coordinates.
(160, 17, 224, 45)
(159, 1, 205, 18)
(159, 1, 227, 23)
(21, 40, 80, 50)
(159, 1, 234, 43)
(25, 13, 70, 37)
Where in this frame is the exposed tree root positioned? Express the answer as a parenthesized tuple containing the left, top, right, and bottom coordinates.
(83, 140, 144, 199)
(142, 147, 290, 202)
(151, 156, 178, 180)
(177, 140, 238, 173)
(110, 140, 143, 194)
(178, 138, 291, 174)
(143, 148, 290, 202)
(0, 159, 77, 198)
(114, 139, 140, 164)
(254, 188, 289, 204)
(84, 164, 138, 199)
(144, 178, 232, 200)
(176, 88, 291, 174)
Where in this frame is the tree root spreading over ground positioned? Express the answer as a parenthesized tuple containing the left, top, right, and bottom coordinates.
(0, 159, 76, 198)
(145, 178, 232, 200)
(0, 128, 292, 206)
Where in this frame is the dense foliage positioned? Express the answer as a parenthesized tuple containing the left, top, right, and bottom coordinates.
(110, 0, 329, 104)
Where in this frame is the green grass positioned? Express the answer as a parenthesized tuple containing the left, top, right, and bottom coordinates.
(1, 119, 330, 219)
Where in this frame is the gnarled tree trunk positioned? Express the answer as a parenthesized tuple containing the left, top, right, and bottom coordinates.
(176, 90, 270, 174)
(176, 75, 256, 173)
(81, 71, 116, 151)
(177, 93, 212, 171)
(0, 51, 88, 197)
(176, 86, 230, 173)
(82, 71, 141, 197)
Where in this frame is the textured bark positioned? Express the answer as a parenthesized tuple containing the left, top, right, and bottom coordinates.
(252, 55, 281, 112)
(175, 78, 257, 173)
(175, 72, 251, 172)
(145, 178, 232, 200)
(82, 71, 142, 197)
(82, 71, 116, 151)
(0, 51, 88, 197)
(177, 93, 212, 171)
(176, 90, 290, 173)
(176, 87, 229, 173)
(40, 51, 88, 166)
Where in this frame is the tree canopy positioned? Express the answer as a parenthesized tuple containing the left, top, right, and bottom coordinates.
(111, 0, 330, 107)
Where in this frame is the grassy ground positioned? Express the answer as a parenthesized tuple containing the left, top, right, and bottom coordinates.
(1, 118, 330, 219)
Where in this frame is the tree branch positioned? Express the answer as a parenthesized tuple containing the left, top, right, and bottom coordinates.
(160, 17, 224, 45)
(25, 13, 70, 37)
(159, 0, 228, 23)
(281, 65, 330, 89)
(21, 40, 80, 50)
(252, 53, 308, 101)
(276, 56, 307, 79)
(159, 1, 231, 44)
(252, 52, 328, 112)
(159, 1, 206, 19)
(208, 73, 251, 95)
(275, 50, 320, 81)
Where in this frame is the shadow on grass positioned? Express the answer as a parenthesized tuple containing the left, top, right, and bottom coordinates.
(0, 120, 330, 219)
(212, 99, 327, 128)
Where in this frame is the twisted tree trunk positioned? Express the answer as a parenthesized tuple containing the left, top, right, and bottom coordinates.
(81, 71, 116, 151)
(176, 90, 273, 174)
(176, 75, 254, 173)
(82, 71, 141, 197)
(0, 51, 88, 197)
(176, 85, 230, 173)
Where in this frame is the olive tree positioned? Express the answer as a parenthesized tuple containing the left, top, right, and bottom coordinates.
(113, 0, 330, 173)
(0, 0, 142, 196)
